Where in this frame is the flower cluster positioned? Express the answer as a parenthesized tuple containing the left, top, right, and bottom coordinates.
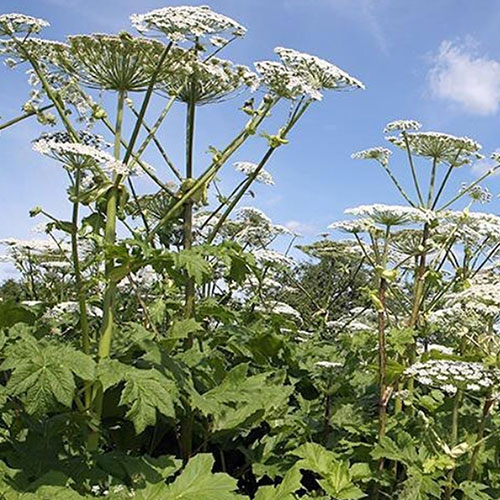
(256, 47, 364, 101)
(254, 249, 294, 268)
(0, 13, 49, 36)
(352, 147, 392, 166)
(328, 219, 375, 234)
(387, 132, 483, 166)
(459, 183, 492, 204)
(233, 161, 274, 185)
(405, 360, 499, 394)
(130, 5, 246, 44)
(344, 204, 434, 226)
(161, 56, 259, 105)
(32, 131, 132, 176)
(275, 47, 365, 94)
(383, 120, 422, 133)
(64, 33, 184, 92)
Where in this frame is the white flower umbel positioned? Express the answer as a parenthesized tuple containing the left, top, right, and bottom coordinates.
(254, 249, 294, 268)
(161, 56, 259, 105)
(315, 361, 343, 369)
(344, 204, 434, 226)
(233, 161, 274, 185)
(275, 47, 364, 95)
(130, 5, 246, 44)
(328, 219, 375, 234)
(255, 60, 320, 100)
(383, 120, 422, 134)
(0, 13, 49, 36)
(405, 360, 500, 395)
(32, 131, 132, 176)
(352, 147, 392, 166)
(66, 33, 184, 92)
(387, 132, 483, 167)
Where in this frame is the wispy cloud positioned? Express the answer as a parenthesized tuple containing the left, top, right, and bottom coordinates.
(428, 39, 500, 116)
(285, 220, 320, 236)
(285, 0, 388, 53)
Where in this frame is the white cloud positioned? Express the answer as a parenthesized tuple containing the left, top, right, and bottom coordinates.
(285, 220, 318, 236)
(428, 39, 500, 116)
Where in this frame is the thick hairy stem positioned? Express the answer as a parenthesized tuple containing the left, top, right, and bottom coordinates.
(467, 393, 494, 482)
(377, 278, 388, 455)
(444, 390, 463, 500)
(70, 167, 91, 407)
(88, 91, 125, 451)
(98, 90, 125, 359)
(183, 84, 196, 322)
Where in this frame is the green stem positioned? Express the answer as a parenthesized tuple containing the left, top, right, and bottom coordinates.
(440, 164, 500, 210)
(403, 132, 424, 207)
(88, 90, 125, 451)
(0, 104, 54, 131)
(147, 97, 278, 240)
(467, 392, 494, 482)
(427, 158, 438, 208)
(206, 101, 310, 244)
(70, 167, 91, 406)
(184, 82, 196, 322)
(444, 390, 463, 500)
(382, 165, 415, 207)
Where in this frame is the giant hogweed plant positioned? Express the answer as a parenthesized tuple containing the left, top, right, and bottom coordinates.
(0, 6, 373, 500)
(325, 121, 500, 498)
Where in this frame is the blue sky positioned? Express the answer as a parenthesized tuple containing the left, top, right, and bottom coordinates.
(2, 0, 500, 279)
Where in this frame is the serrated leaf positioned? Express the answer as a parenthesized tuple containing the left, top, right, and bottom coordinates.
(168, 318, 203, 340)
(119, 368, 177, 434)
(254, 466, 302, 500)
(162, 454, 240, 500)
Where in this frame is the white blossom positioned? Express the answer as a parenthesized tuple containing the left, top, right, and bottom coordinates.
(352, 147, 392, 166)
(344, 204, 434, 226)
(405, 360, 500, 393)
(0, 13, 49, 36)
(383, 120, 422, 133)
(387, 131, 482, 166)
(130, 5, 246, 43)
(233, 161, 274, 185)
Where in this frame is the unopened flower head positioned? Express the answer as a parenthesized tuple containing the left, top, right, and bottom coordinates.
(130, 5, 246, 44)
(384, 120, 422, 134)
(460, 183, 492, 204)
(352, 147, 392, 166)
(275, 47, 365, 96)
(0, 13, 49, 36)
(387, 132, 483, 167)
(161, 56, 259, 105)
(65, 33, 184, 92)
(233, 161, 274, 185)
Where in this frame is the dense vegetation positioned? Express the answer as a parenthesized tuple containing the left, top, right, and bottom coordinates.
(1, 6, 500, 499)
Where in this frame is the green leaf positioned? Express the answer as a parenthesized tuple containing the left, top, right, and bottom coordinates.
(1, 337, 95, 415)
(458, 481, 492, 500)
(173, 250, 212, 284)
(168, 318, 203, 340)
(291, 443, 337, 476)
(0, 301, 36, 328)
(318, 462, 366, 499)
(162, 454, 240, 500)
(119, 368, 177, 434)
(254, 466, 302, 500)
